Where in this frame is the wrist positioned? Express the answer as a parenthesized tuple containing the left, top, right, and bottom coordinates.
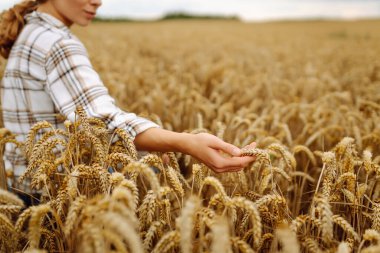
(173, 132, 194, 154)
(134, 128, 196, 154)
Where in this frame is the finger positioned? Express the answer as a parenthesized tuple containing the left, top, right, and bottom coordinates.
(248, 142, 257, 149)
(161, 154, 170, 165)
(211, 139, 241, 156)
(220, 166, 244, 173)
(208, 159, 244, 172)
(237, 156, 256, 166)
(216, 156, 255, 169)
(213, 166, 243, 173)
(242, 142, 257, 150)
(206, 148, 254, 172)
(233, 156, 256, 163)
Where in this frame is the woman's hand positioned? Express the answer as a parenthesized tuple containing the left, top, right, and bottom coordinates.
(134, 128, 256, 173)
(181, 133, 256, 173)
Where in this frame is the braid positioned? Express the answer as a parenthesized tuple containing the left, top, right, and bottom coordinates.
(0, 0, 46, 59)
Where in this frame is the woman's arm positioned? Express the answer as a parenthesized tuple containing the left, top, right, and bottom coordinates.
(134, 128, 256, 173)
(44, 38, 255, 173)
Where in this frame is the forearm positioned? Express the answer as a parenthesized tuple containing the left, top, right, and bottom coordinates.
(133, 128, 192, 153)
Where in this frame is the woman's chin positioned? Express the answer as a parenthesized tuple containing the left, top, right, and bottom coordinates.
(75, 19, 92, 27)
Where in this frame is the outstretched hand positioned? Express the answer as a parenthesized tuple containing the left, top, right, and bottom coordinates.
(134, 128, 256, 173)
(183, 133, 256, 173)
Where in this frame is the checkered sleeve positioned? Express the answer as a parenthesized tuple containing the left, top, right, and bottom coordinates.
(45, 38, 160, 139)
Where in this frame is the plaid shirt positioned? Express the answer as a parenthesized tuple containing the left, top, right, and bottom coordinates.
(1, 11, 159, 172)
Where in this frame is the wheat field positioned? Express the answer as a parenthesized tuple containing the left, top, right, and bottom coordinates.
(0, 20, 380, 252)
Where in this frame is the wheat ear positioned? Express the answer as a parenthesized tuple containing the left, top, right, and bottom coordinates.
(28, 204, 51, 249)
(177, 196, 200, 253)
(232, 196, 262, 249)
(151, 230, 180, 253)
(211, 216, 232, 253)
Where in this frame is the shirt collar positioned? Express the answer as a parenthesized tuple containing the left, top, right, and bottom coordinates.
(25, 11, 71, 34)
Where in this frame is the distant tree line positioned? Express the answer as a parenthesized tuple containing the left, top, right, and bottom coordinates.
(94, 12, 240, 22)
(161, 12, 240, 21)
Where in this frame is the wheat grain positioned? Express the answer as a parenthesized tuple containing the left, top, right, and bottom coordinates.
(332, 214, 360, 241)
(143, 220, 165, 252)
(166, 165, 185, 197)
(255, 194, 286, 209)
(363, 229, 380, 245)
(267, 143, 296, 171)
(25, 121, 53, 158)
(372, 203, 380, 232)
(292, 145, 317, 167)
(123, 162, 160, 194)
(28, 204, 51, 249)
(139, 154, 164, 172)
(241, 148, 271, 165)
(119, 179, 139, 208)
(321, 151, 337, 198)
(303, 237, 322, 253)
(102, 230, 128, 253)
(138, 190, 158, 229)
(100, 212, 144, 253)
(0, 189, 24, 207)
(64, 195, 86, 237)
(211, 216, 231, 253)
(274, 222, 300, 253)
(114, 128, 138, 160)
(231, 237, 255, 253)
(177, 196, 200, 253)
(112, 186, 136, 211)
(152, 230, 180, 253)
(314, 195, 333, 244)
(200, 176, 229, 203)
(232, 196, 262, 249)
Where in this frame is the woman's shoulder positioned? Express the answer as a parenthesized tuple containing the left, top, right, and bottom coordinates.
(13, 11, 80, 57)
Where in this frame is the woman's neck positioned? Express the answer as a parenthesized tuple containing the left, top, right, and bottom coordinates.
(36, 2, 73, 27)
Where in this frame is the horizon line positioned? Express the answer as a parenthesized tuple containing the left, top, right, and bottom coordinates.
(94, 13, 380, 23)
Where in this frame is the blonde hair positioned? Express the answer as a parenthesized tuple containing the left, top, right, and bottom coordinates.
(0, 0, 47, 59)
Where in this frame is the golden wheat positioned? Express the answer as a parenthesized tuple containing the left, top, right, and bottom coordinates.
(0, 19, 380, 253)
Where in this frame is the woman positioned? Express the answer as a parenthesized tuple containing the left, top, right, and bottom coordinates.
(0, 0, 256, 195)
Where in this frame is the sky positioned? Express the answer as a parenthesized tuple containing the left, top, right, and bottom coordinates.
(1, 0, 380, 21)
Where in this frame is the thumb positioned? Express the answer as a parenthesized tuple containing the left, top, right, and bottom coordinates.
(243, 142, 257, 150)
(218, 142, 241, 156)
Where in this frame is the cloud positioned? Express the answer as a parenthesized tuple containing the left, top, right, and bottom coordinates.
(1, 0, 379, 21)
(97, 0, 380, 20)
